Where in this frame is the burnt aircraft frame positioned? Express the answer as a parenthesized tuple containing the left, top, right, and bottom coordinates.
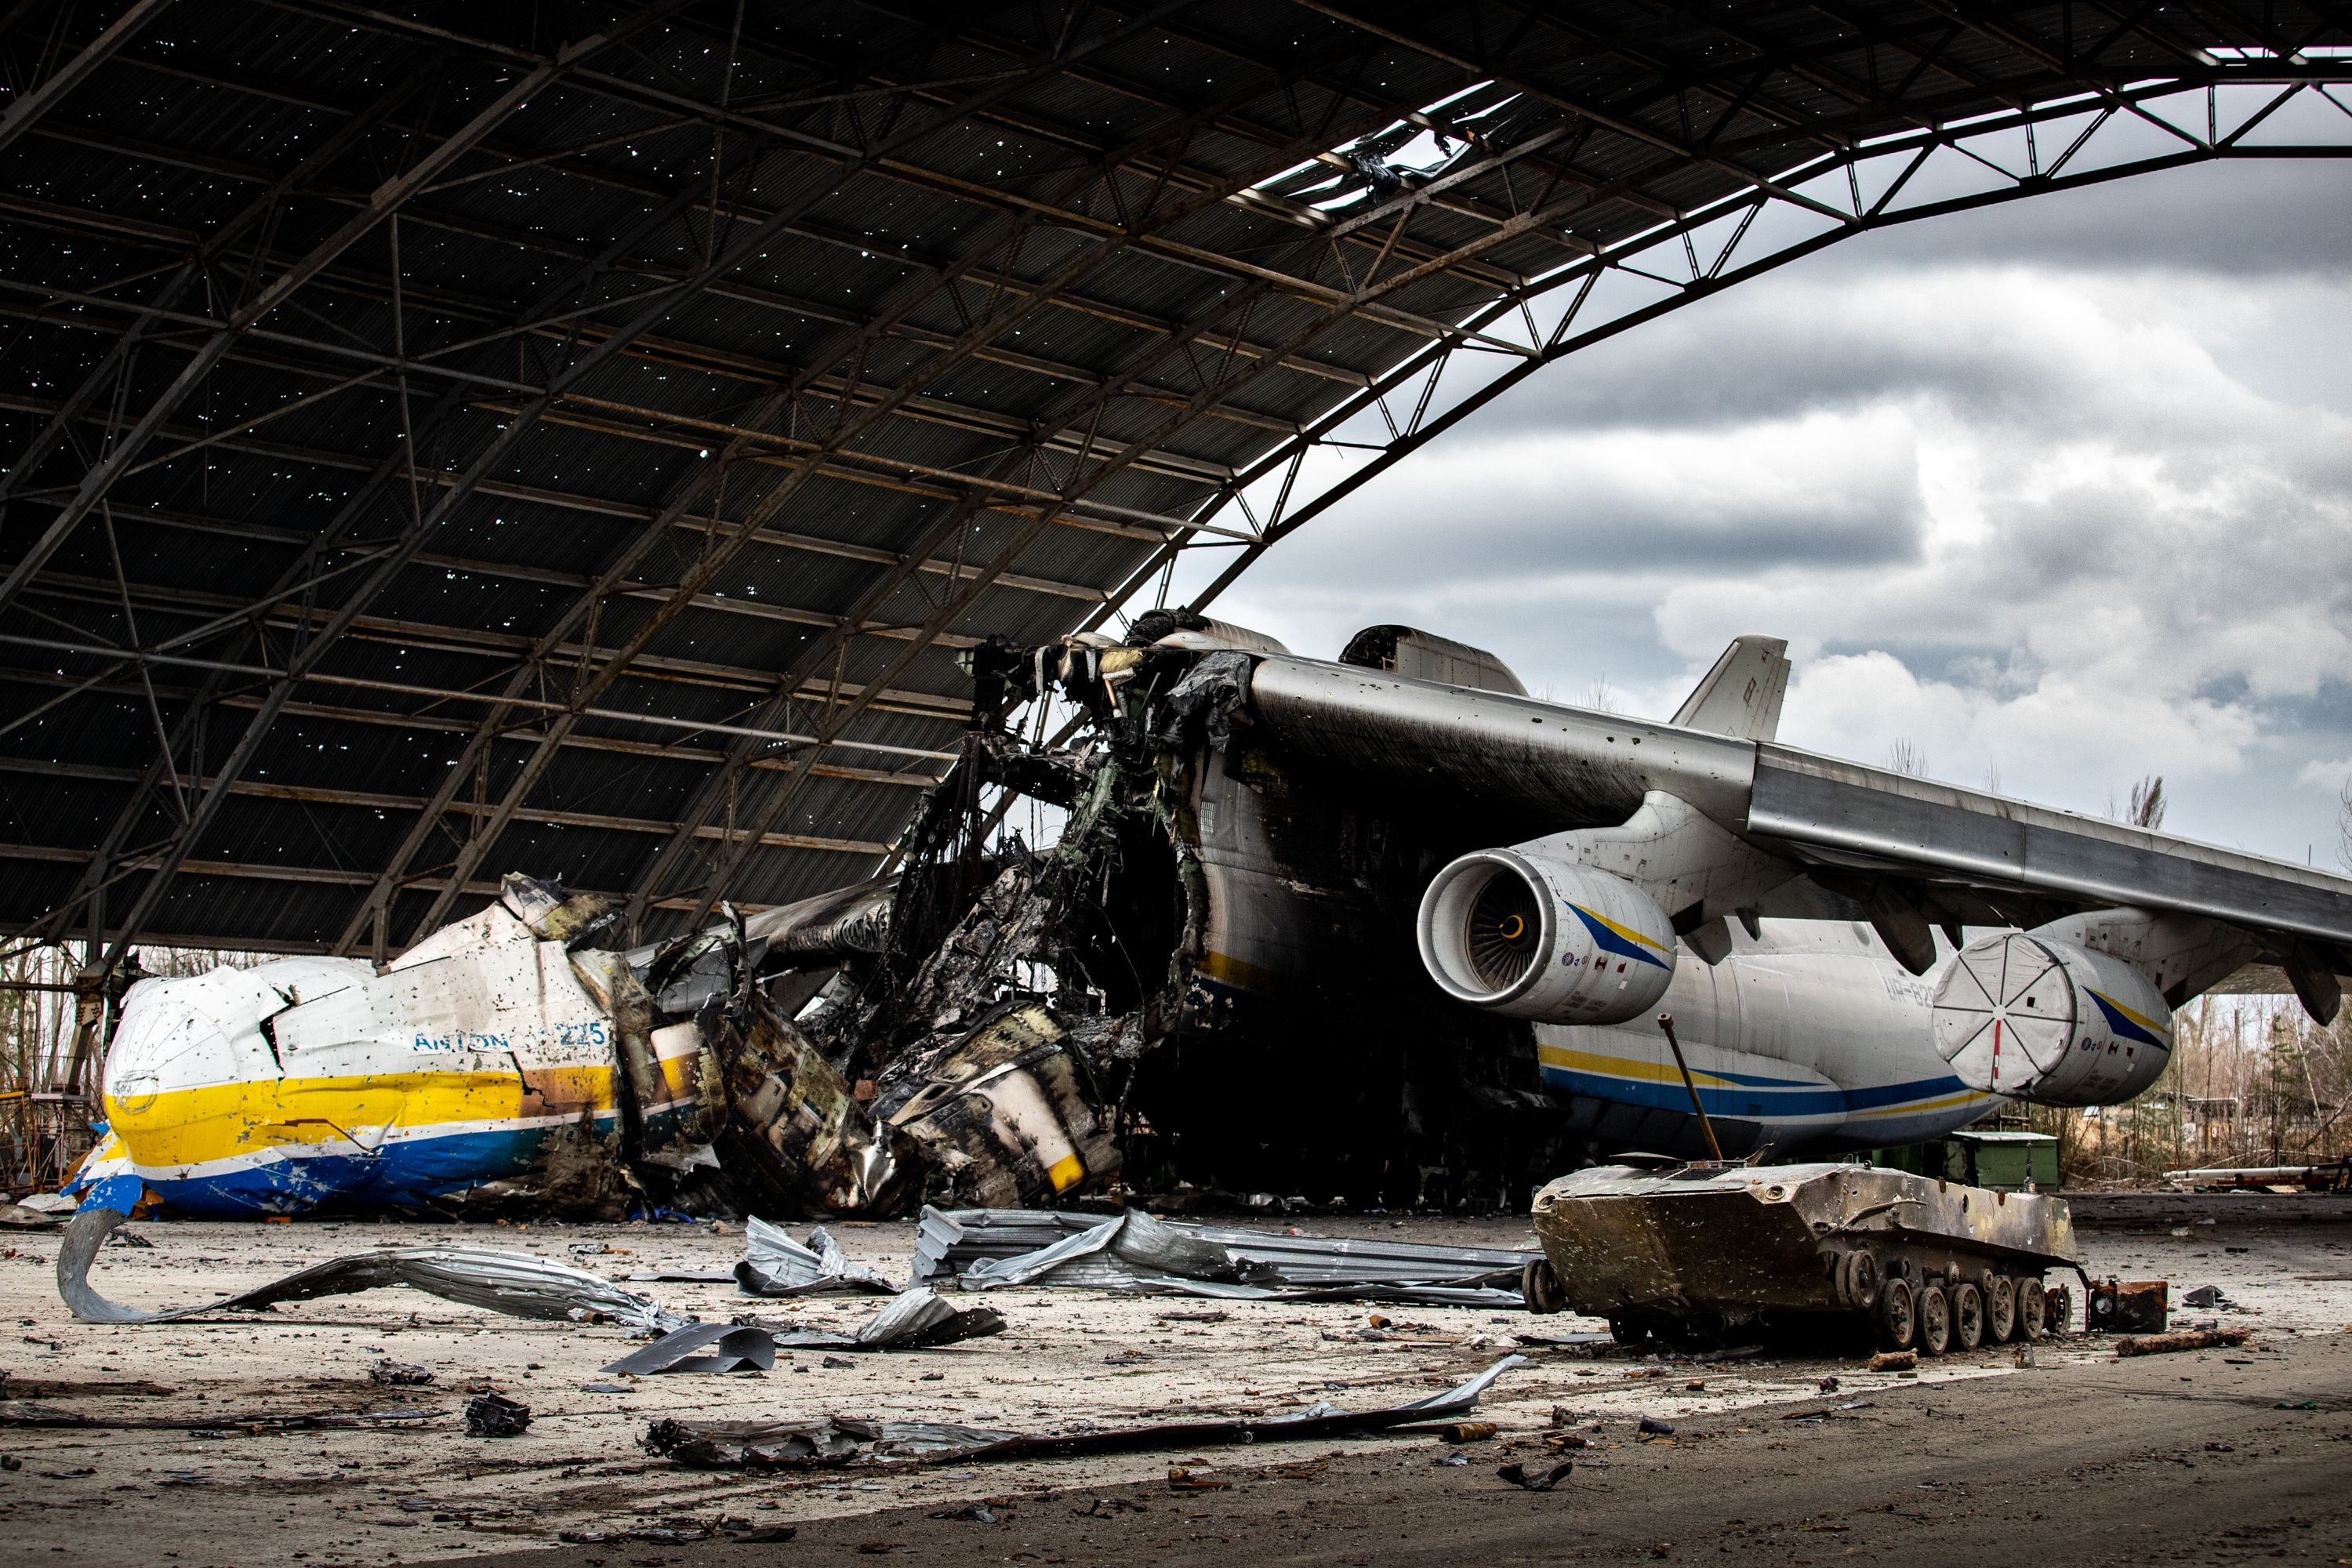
(1, 0, 2347, 983)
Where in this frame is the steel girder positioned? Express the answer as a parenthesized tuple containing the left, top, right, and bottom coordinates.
(0, 0, 2345, 977)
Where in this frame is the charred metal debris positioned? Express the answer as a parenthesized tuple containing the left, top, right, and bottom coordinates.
(87, 616, 1569, 1222)
(481, 612, 1573, 1218)
(786, 612, 1572, 1211)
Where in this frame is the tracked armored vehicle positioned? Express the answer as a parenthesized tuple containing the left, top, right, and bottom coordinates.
(1520, 1160, 2082, 1354)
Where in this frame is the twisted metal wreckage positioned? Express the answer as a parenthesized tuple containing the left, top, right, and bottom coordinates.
(77, 614, 2352, 1220)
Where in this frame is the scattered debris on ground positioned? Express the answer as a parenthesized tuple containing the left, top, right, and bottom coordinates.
(643, 1356, 1523, 1469)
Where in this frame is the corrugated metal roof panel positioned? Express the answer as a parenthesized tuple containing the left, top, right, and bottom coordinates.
(2, 0, 2336, 956)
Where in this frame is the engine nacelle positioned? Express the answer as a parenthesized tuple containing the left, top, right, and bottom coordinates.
(1932, 932, 2175, 1105)
(1417, 850, 1678, 1023)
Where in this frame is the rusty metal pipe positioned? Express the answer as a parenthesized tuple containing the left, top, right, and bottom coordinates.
(1657, 1011, 1726, 1163)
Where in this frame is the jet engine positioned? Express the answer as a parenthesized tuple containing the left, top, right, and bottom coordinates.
(1417, 849, 1678, 1024)
(1931, 931, 2176, 1105)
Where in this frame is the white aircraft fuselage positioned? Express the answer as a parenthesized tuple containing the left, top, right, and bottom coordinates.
(1538, 919, 1997, 1159)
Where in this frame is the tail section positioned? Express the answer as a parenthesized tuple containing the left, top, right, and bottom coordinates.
(1671, 635, 1791, 742)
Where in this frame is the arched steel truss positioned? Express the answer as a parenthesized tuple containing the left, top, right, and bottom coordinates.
(0, 0, 2346, 974)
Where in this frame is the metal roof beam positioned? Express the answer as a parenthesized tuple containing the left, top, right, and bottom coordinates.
(0, 315, 1231, 524)
(1163, 70, 2352, 623)
(16, 571, 979, 718)
(114, 494, 1116, 607)
(0, 756, 894, 857)
(0, 53, 443, 550)
(0, 0, 176, 158)
(0, 662, 951, 785)
(0, 629, 967, 759)
(74, 49, 1388, 393)
(330, 0, 1225, 951)
(0, 840, 798, 914)
(401, 40, 1436, 945)
(0, 16, 662, 622)
(5, 124, 1340, 434)
(12, 20, 825, 967)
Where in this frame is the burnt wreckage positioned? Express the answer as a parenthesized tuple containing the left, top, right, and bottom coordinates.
(786, 612, 2352, 1214)
(89, 616, 2352, 1220)
(811, 617, 1566, 1208)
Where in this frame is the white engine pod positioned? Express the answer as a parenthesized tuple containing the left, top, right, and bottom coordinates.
(1931, 932, 2176, 1106)
(1417, 850, 1678, 1024)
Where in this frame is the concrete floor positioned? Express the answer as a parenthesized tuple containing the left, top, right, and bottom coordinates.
(1, 1203, 2347, 1566)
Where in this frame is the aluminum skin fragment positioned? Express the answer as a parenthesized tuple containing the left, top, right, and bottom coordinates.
(601, 1323, 778, 1375)
(931, 1206, 1536, 1304)
(644, 1354, 1526, 1469)
(56, 1205, 688, 1330)
(849, 1287, 1004, 1348)
(605, 1288, 1002, 1370)
(733, 1215, 898, 1296)
(742, 1287, 1006, 1351)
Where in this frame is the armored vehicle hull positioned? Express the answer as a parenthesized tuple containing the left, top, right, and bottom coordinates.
(1523, 1161, 2082, 1355)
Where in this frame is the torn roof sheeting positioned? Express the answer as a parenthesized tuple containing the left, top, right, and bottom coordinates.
(57, 1206, 688, 1330)
(920, 1207, 1537, 1305)
(601, 1323, 778, 1376)
(734, 1215, 899, 1296)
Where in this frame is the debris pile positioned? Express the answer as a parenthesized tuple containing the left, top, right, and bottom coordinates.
(916, 1207, 1536, 1305)
(641, 1356, 1525, 1470)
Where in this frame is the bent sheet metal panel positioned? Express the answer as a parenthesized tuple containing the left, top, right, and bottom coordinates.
(645, 1356, 1528, 1470)
(912, 1206, 1537, 1293)
(56, 1206, 684, 1328)
(1531, 1162, 2077, 1319)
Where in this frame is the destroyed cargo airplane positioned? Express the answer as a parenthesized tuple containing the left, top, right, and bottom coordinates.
(75, 619, 2352, 1217)
(74, 873, 1109, 1219)
(796, 618, 2352, 1203)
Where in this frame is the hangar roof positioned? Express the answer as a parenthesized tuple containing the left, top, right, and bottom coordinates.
(1, 0, 2346, 960)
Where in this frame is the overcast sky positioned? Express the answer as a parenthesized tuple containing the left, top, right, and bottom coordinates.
(1177, 158, 2352, 869)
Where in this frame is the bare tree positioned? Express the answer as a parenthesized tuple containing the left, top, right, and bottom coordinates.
(2337, 774, 2352, 873)
(1583, 677, 1624, 715)
(2127, 774, 2166, 830)
(1884, 738, 1929, 778)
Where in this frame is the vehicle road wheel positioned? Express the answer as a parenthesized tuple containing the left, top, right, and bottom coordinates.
(1877, 1276, 1916, 1351)
(1917, 1283, 1951, 1356)
(1987, 1276, 2017, 1343)
(1522, 1257, 1567, 1315)
(2016, 1278, 2047, 1341)
(1950, 1280, 1985, 1352)
(2044, 1282, 2073, 1337)
(1843, 1250, 1880, 1309)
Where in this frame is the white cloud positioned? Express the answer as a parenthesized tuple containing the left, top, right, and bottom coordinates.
(1174, 160, 2352, 864)
(2299, 758, 2352, 793)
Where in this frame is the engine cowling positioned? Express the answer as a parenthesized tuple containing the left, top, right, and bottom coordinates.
(1417, 850, 1678, 1023)
(1932, 932, 2175, 1105)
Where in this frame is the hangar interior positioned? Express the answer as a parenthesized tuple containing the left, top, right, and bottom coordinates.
(1, 0, 2346, 989)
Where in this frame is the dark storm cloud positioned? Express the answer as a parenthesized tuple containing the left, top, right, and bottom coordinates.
(1466, 159, 2352, 439)
(1256, 454, 1926, 586)
(1174, 150, 2352, 861)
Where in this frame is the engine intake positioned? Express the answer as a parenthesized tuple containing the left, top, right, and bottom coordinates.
(1417, 850, 1678, 1024)
(1932, 932, 2175, 1106)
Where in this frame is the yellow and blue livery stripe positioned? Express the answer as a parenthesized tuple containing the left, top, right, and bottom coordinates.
(2086, 989, 2172, 1047)
(1566, 902, 1673, 968)
(1537, 1043, 1995, 1123)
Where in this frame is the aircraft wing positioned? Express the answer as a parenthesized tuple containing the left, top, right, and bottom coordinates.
(1240, 652, 2352, 1012)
